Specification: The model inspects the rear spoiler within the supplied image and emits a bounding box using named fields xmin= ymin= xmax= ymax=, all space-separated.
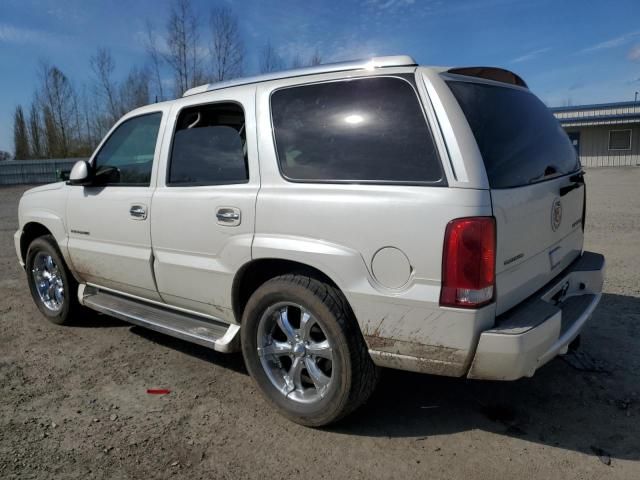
xmin=447 ymin=67 xmax=528 ymax=89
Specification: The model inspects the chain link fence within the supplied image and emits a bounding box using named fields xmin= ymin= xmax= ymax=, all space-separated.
xmin=0 ymin=159 xmax=86 ymax=185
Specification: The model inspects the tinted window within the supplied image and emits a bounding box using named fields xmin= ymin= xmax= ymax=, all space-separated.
xmin=447 ymin=81 xmax=579 ymax=189
xmin=271 ymin=77 xmax=443 ymax=183
xmin=94 ymin=112 xmax=162 ymax=186
xmin=168 ymin=103 xmax=248 ymax=186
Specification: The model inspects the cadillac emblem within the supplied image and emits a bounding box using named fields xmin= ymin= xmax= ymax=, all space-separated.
xmin=551 ymin=198 xmax=562 ymax=232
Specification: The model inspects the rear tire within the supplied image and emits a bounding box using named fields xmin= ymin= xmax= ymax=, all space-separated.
xmin=25 ymin=235 xmax=81 ymax=325
xmin=241 ymin=274 xmax=378 ymax=426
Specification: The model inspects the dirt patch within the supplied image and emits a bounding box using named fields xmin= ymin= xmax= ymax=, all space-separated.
xmin=1 ymin=169 xmax=640 ymax=479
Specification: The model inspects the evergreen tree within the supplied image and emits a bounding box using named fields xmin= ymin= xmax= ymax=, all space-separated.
xmin=13 ymin=105 xmax=30 ymax=160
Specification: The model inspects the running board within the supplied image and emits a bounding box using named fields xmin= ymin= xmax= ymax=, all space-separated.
xmin=80 ymin=286 xmax=240 ymax=353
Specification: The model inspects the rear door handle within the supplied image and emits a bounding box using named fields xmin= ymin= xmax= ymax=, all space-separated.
xmin=216 ymin=207 xmax=241 ymax=226
xmin=129 ymin=205 xmax=147 ymax=220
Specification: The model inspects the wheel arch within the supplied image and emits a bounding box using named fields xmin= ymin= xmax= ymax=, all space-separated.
xmin=20 ymin=222 xmax=54 ymax=264
xmin=232 ymin=258 xmax=354 ymax=323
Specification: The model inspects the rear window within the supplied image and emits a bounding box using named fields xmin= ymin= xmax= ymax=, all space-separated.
xmin=447 ymin=81 xmax=579 ymax=189
xmin=270 ymin=76 xmax=443 ymax=184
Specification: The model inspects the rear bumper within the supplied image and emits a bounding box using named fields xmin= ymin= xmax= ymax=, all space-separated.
xmin=467 ymin=251 xmax=605 ymax=380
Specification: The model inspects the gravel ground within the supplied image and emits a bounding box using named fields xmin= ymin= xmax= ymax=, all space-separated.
xmin=0 ymin=167 xmax=639 ymax=479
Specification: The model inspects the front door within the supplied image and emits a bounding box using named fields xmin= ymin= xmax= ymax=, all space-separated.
xmin=66 ymin=110 xmax=167 ymax=301
xmin=150 ymin=90 xmax=259 ymax=320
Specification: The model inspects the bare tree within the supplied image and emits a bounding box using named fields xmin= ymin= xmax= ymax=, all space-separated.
xmin=309 ymin=48 xmax=322 ymax=66
xmin=144 ymin=21 xmax=165 ymax=101
xmin=13 ymin=105 xmax=30 ymax=159
xmin=90 ymin=48 xmax=120 ymax=124
xmin=164 ymin=0 xmax=203 ymax=96
xmin=260 ymin=41 xmax=284 ymax=73
xmin=76 ymin=86 xmax=97 ymax=151
xmin=120 ymin=66 xmax=151 ymax=112
xmin=28 ymin=99 xmax=44 ymax=158
xmin=208 ymin=6 xmax=244 ymax=82
xmin=290 ymin=54 xmax=304 ymax=69
xmin=42 ymin=105 xmax=59 ymax=158
xmin=290 ymin=49 xmax=322 ymax=69
xmin=38 ymin=63 xmax=78 ymax=157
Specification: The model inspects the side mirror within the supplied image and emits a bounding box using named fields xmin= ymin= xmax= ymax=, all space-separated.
xmin=67 ymin=160 xmax=92 ymax=186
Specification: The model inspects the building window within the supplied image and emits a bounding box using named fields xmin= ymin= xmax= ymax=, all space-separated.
xmin=608 ymin=129 xmax=632 ymax=151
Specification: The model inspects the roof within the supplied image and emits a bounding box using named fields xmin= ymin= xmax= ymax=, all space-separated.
xmin=182 ymin=55 xmax=417 ymax=97
xmin=182 ymin=57 xmax=531 ymax=97
xmin=551 ymin=100 xmax=640 ymax=127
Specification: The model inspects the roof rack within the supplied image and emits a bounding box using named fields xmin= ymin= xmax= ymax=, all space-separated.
xmin=182 ymin=55 xmax=417 ymax=97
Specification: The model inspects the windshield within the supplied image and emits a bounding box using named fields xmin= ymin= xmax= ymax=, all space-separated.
xmin=447 ymin=80 xmax=580 ymax=188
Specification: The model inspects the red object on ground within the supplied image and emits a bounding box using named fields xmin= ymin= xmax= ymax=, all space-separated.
xmin=146 ymin=388 xmax=171 ymax=395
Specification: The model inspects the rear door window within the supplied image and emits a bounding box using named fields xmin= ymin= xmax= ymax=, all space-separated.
xmin=168 ymin=103 xmax=248 ymax=186
xmin=447 ymin=80 xmax=579 ymax=189
xmin=270 ymin=76 xmax=443 ymax=184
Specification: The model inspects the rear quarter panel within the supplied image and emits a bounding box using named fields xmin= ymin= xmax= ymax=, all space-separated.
xmin=253 ymin=70 xmax=495 ymax=375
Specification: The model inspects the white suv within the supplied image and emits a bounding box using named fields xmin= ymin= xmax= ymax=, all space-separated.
xmin=15 ymin=56 xmax=605 ymax=426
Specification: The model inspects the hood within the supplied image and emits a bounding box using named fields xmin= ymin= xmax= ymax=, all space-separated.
xmin=22 ymin=182 xmax=66 ymax=197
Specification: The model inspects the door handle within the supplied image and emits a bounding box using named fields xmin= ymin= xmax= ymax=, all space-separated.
xmin=216 ymin=207 xmax=241 ymax=226
xmin=129 ymin=205 xmax=147 ymax=220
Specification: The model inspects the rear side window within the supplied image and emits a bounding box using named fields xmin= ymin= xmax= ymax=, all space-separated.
xmin=447 ymin=81 xmax=579 ymax=189
xmin=168 ymin=103 xmax=248 ymax=186
xmin=270 ymin=76 xmax=443 ymax=184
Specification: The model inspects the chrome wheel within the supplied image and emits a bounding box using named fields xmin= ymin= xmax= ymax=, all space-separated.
xmin=257 ymin=302 xmax=334 ymax=404
xmin=31 ymin=252 xmax=64 ymax=312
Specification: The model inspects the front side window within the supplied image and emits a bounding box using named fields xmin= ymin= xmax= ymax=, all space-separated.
xmin=94 ymin=112 xmax=162 ymax=186
xmin=609 ymin=130 xmax=631 ymax=150
xmin=168 ymin=103 xmax=248 ymax=186
xmin=270 ymin=76 xmax=443 ymax=184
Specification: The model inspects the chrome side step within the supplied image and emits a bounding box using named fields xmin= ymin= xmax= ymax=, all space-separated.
xmin=79 ymin=286 xmax=240 ymax=353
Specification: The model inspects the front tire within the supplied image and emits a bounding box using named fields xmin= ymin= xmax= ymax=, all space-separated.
xmin=25 ymin=235 xmax=81 ymax=325
xmin=241 ymin=274 xmax=378 ymax=426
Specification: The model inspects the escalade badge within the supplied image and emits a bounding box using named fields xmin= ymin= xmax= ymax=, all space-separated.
xmin=551 ymin=198 xmax=562 ymax=232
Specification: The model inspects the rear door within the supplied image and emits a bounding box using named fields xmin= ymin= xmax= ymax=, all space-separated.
xmin=447 ymin=79 xmax=585 ymax=314
xmin=150 ymin=89 xmax=258 ymax=321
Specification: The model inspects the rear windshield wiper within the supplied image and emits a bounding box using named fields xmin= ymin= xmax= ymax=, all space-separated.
xmin=560 ymin=170 xmax=585 ymax=196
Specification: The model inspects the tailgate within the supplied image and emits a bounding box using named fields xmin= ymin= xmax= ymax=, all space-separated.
xmin=492 ymin=178 xmax=584 ymax=314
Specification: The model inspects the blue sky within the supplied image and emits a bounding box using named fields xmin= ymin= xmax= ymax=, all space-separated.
xmin=1 ymin=0 xmax=639 ymax=154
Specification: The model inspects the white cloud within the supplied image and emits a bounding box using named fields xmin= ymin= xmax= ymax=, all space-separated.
xmin=580 ymin=31 xmax=640 ymax=54
xmin=511 ymin=47 xmax=550 ymax=64
xmin=628 ymin=44 xmax=640 ymax=62
xmin=362 ymin=0 xmax=428 ymax=16
xmin=0 ymin=24 xmax=45 ymax=44
xmin=364 ymin=0 xmax=416 ymax=10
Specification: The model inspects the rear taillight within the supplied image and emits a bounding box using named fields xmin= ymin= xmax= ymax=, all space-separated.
xmin=440 ymin=217 xmax=496 ymax=308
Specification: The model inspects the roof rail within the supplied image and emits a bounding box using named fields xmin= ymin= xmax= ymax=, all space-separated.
xmin=182 ymin=55 xmax=417 ymax=97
